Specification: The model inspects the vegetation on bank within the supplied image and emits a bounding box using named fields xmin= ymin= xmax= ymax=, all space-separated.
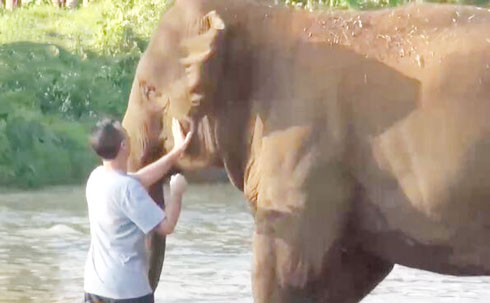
xmin=0 ymin=0 xmax=170 ymax=187
xmin=0 ymin=0 xmax=488 ymax=187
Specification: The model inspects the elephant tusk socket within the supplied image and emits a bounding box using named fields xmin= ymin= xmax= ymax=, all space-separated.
xmin=171 ymin=117 xmax=195 ymax=146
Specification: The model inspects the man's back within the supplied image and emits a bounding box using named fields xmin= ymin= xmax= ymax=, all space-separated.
xmin=84 ymin=166 xmax=164 ymax=299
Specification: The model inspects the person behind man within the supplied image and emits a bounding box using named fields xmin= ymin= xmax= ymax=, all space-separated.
xmin=83 ymin=118 xmax=193 ymax=303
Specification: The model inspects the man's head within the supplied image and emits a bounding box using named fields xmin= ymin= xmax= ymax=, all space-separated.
xmin=89 ymin=118 xmax=129 ymax=161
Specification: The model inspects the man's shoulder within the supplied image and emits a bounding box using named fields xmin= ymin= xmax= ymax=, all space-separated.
xmin=87 ymin=167 xmax=138 ymax=193
xmin=123 ymin=174 xmax=146 ymax=194
xmin=113 ymin=173 xmax=141 ymax=196
xmin=87 ymin=165 xmax=103 ymax=179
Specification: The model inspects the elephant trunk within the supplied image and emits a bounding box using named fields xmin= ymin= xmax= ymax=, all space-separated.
xmin=147 ymin=181 xmax=166 ymax=292
xmin=122 ymin=78 xmax=167 ymax=291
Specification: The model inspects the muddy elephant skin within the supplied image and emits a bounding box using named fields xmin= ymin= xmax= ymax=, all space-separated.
xmin=122 ymin=0 xmax=490 ymax=302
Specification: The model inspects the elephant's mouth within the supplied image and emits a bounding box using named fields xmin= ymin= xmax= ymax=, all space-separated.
xmin=166 ymin=115 xmax=197 ymax=158
xmin=165 ymin=114 xmax=221 ymax=171
xmin=174 ymin=117 xmax=193 ymax=140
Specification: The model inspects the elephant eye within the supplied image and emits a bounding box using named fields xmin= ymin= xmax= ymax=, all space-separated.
xmin=139 ymin=81 xmax=157 ymax=102
xmin=147 ymin=88 xmax=156 ymax=100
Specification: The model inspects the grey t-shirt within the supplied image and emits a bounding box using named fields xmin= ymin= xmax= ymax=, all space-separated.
xmin=84 ymin=166 xmax=165 ymax=299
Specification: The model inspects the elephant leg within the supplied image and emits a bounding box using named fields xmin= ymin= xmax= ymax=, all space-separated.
xmin=247 ymin=125 xmax=393 ymax=302
xmin=322 ymin=243 xmax=393 ymax=302
xmin=250 ymin=162 xmax=391 ymax=302
xmin=253 ymin=226 xmax=393 ymax=303
xmin=251 ymin=168 xmax=353 ymax=303
xmin=147 ymin=178 xmax=166 ymax=291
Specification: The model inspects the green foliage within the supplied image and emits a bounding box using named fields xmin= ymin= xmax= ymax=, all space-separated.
xmin=91 ymin=0 xmax=173 ymax=55
xmin=0 ymin=0 xmax=171 ymax=188
xmin=0 ymin=115 xmax=96 ymax=187
xmin=0 ymin=0 xmax=171 ymax=55
xmin=0 ymin=41 xmax=142 ymax=187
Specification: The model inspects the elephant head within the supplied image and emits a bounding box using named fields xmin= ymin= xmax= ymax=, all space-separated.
xmin=121 ymin=0 xmax=229 ymax=291
xmin=122 ymin=0 xmax=226 ymax=174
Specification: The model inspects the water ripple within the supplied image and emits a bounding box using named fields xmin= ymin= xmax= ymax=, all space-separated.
xmin=1 ymin=184 xmax=490 ymax=303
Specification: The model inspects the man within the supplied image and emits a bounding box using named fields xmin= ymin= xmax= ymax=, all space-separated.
xmin=84 ymin=118 xmax=193 ymax=303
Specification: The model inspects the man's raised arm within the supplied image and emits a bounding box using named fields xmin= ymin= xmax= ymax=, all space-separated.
xmin=131 ymin=119 xmax=194 ymax=189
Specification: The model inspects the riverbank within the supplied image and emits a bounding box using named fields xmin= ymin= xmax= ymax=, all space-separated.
xmin=0 ymin=0 xmax=168 ymax=187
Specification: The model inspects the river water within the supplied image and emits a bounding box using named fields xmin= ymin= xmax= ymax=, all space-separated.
xmin=1 ymin=184 xmax=489 ymax=303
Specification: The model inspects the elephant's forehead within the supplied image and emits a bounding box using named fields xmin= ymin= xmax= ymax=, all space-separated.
xmin=137 ymin=54 xmax=183 ymax=89
xmin=139 ymin=29 xmax=184 ymax=80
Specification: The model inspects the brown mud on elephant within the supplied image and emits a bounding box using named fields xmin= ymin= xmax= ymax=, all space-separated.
xmin=122 ymin=0 xmax=490 ymax=302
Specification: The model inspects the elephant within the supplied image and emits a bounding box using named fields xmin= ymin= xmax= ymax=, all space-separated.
xmin=121 ymin=0 xmax=490 ymax=302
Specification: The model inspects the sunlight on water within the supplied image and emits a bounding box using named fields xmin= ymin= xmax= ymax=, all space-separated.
xmin=1 ymin=184 xmax=490 ymax=303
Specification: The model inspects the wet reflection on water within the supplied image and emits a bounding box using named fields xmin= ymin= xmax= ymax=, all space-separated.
xmin=0 ymin=184 xmax=489 ymax=303
xmin=0 ymin=187 xmax=89 ymax=303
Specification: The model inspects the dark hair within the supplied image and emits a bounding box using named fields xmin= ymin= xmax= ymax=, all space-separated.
xmin=89 ymin=118 xmax=125 ymax=160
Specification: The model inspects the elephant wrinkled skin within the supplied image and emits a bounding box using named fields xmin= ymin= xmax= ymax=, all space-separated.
xmin=122 ymin=0 xmax=490 ymax=302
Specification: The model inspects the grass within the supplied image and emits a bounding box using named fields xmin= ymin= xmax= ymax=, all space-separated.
xmin=0 ymin=0 xmax=171 ymax=54
xmin=0 ymin=0 xmax=170 ymax=187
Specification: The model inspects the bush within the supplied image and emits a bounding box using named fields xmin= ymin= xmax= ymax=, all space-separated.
xmin=0 ymin=115 xmax=96 ymax=187
xmin=0 ymin=0 xmax=171 ymax=188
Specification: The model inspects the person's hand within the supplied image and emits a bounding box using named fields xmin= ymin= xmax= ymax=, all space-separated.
xmin=172 ymin=118 xmax=194 ymax=155
xmin=169 ymin=174 xmax=188 ymax=196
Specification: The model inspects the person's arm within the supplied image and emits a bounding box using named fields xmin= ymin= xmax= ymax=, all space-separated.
xmin=154 ymin=174 xmax=187 ymax=235
xmin=131 ymin=119 xmax=194 ymax=189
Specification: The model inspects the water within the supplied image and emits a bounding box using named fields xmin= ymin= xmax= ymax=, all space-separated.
xmin=1 ymin=184 xmax=490 ymax=303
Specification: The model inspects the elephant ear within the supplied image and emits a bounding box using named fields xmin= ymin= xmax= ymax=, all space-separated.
xmin=169 ymin=10 xmax=225 ymax=119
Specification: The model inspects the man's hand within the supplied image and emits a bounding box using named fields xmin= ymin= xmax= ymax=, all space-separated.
xmin=154 ymin=174 xmax=188 ymax=236
xmin=170 ymin=174 xmax=187 ymax=196
xmin=171 ymin=118 xmax=194 ymax=156
xmin=132 ymin=119 xmax=194 ymax=189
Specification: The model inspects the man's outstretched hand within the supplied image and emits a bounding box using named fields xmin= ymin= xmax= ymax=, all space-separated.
xmin=172 ymin=118 xmax=194 ymax=156
xmin=132 ymin=119 xmax=194 ymax=190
